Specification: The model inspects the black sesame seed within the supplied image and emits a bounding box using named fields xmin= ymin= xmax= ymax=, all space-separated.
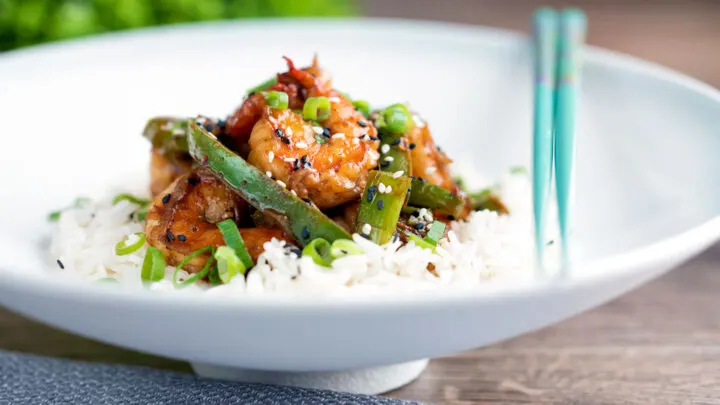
xmin=448 ymin=215 xmax=456 ymax=221
xmin=167 ymin=231 xmax=175 ymax=242
xmin=409 ymin=143 xmax=416 ymax=150
xmin=248 ymin=91 xmax=256 ymax=97
xmin=323 ymin=127 xmax=331 ymax=138
xmin=411 ymin=210 xmax=420 ymax=217
xmin=414 ymin=222 xmax=425 ymax=230
xmin=300 ymin=155 xmax=308 ymax=163
xmin=291 ymin=275 xmax=298 ymax=280
xmin=546 ymin=240 xmax=555 ymax=246
xmin=391 ymin=138 xmax=401 ymax=146
xmin=293 ymin=159 xmax=300 ymax=171
xmin=301 ymin=227 xmax=310 ymax=240
xmin=290 ymin=247 xmax=303 ymax=257
xmin=436 ymin=145 xmax=443 ymax=152
xmin=281 ymin=136 xmax=290 ymax=144
xmin=367 ymin=185 xmax=378 ymax=203
xmin=56 ymin=259 xmax=64 ymax=269
xmin=380 ymin=161 xmax=391 ymax=168
xmin=377 ymin=199 xmax=384 ymax=210
xmin=161 ymin=193 xmax=171 ymax=204
xmin=303 ymin=198 xmax=312 ymax=205
xmin=417 ymin=177 xmax=427 ymax=183
xmin=359 ymin=134 xmax=367 ymax=140
xmin=177 ymin=234 xmax=187 ymax=242
xmin=129 ymin=213 xmax=134 ymax=220
xmin=358 ymin=120 xmax=367 ymax=127
xmin=204 ymin=123 xmax=214 ymax=132
xmin=369 ymin=135 xmax=379 ymax=141
xmin=391 ymin=232 xmax=400 ymax=243
xmin=275 ymin=128 xmax=284 ymax=137
xmin=217 ymin=119 xmax=227 ymax=130
xmin=188 ymin=177 xmax=200 ymax=185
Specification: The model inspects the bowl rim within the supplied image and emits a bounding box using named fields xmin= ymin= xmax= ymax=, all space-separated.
xmin=1 ymin=17 xmax=719 ymax=308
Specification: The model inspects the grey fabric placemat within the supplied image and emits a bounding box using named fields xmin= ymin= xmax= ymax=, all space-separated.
xmin=0 ymin=350 xmax=423 ymax=405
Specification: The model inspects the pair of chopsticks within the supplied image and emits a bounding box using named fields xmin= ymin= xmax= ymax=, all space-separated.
xmin=532 ymin=8 xmax=587 ymax=276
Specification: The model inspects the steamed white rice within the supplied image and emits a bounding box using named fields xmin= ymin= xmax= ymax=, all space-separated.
xmin=48 ymin=171 xmax=556 ymax=297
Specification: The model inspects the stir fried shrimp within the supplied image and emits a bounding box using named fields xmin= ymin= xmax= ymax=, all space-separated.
xmin=407 ymin=118 xmax=457 ymax=192
xmin=145 ymin=168 xmax=290 ymax=273
xmin=149 ymin=149 xmax=192 ymax=197
xmin=245 ymin=58 xmax=380 ymax=209
xmin=225 ymin=56 xmax=332 ymax=140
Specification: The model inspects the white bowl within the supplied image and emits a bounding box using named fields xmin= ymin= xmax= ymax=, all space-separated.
xmin=1 ymin=19 xmax=719 ymax=395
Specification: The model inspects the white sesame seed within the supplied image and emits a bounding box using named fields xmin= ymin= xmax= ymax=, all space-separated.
xmin=284 ymin=157 xmax=295 ymax=163
xmin=266 ymin=171 xmax=273 ymax=178
xmin=296 ymin=142 xmax=308 ymax=149
xmin=378 ymin=183 xmax=386 ymax=193
xmin=425 ymin=166 xmax=437 ymax=174
xmin=352 ymin=138 xmax=359 ymax=145
xmin=172 ymin=128 xmax=185 ymax=135
xmin=362 ymin=223 xmax=372 ymax=235
xmin=331 ymin=133 xmax=345 ymax=139
xmin=268 ymin=151 xmax=274 ymax=162
xmin=413 ymin=114 xmax=426 ymax=127
xmin=329 ymin=97 xmax=340 ymax=103
xmin=385 ymin=185 xmax=393 ymax=194
xmin=384 ymin=156 xmax=394 ymax=162
xmin=268 ymin=117 xmax=278 ymax=125
xmin=380 ymin=144 xmax=390 ymax=153
xmin=285 ymin=127 xmax=293 ymax=136
xmin=392 ymin=170 xmax=404 ymax=178
xmin=291 ymin=189 xmax=297 ymax=196
xmin=161 ymin=121 xmax=174 ymax=131
xmin=276 ymin=180 xmax=287 ymax=188
xmin=312 ymin=126 xmax=324 ymax=135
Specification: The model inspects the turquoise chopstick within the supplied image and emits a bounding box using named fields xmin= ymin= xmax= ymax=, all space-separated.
xmin=554 ymin=8 xmax=587 ymax=273
xmin=531 ymin=8 xmax=559 ymax=272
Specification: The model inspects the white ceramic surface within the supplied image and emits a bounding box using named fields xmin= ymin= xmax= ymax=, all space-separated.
xmin=1 ymin=19 xmax=719 ymax=394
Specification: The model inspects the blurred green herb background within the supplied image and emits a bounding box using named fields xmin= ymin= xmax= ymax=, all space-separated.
xmin=0 ymin=0 xmax=357 ymax=51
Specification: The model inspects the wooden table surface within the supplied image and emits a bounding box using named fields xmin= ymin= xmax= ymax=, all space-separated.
xmin=3 ymin=1 xmax=720 ymax=404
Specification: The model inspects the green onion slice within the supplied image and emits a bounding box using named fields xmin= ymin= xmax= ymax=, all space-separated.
xmin=112 ymin=194 xmax=150 ymax=206
xmin=173 ymin=246 xmax=215 ymax=288
xmin=135 ymin=206 xmax=150 ymax=222
xmin=115 ymin=232 xmax=147 ymax=256
xmin=262 ymin=91 xmax=289 ymax=110
xmin=303 ymin=238 xmax=333 ymax=267
xmin=352 ymin=100 xmax=371 ymax=118
xmin=248 ymin=77 xmax=277 ymax=94
xmin=217 ymin=219 xmax=254 ymax=270
xmin=330 ymin=239 xmax=363 ymax=259
xmin=303 ymin=97 xmax=331 ymax=121
xmin=207 ymin=267 xmax=223 ymax=286
xmin=423 ymin=221 xmax=446 ymax=246
xmin=407 ymin=233 xmax=436 ymax=252
xmin=315 ymin=134 xmax=327 ymax=144
xmin=215 ymin=246 xmax=245 ymax=284
xmin=142 ymin=246 xmax=166 ymax=283
xmin=380 ymin=103 xmax=413 ymax=134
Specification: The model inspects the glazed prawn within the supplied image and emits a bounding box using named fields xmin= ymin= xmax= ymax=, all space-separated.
xmin=145 ymin=167 xmax=291 ymax=273
xmin=407 ymin=117 xmax=458 ymax=193
xmin=243 ymin=58 xmax=380 ymax=209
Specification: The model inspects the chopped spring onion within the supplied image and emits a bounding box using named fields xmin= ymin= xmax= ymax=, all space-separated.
xmin=115 ymin=232 xmax=147 ymax=256
xmin=262 ymin=91 xmax=289 ymax=110
xmin=423 ymin=221 xmax=446 ymax=245
xmin=380 ymin=104 xmax=413 ymax=134
xmin=142 ymin=246 xmax=166 ymax=283
xmin=217 ymin=219 xmax=253 ymax=270
xmin=352 ymin=100 xmax=371 ymax=118
xmin=112 ymin=194 xmax=150 ymax=206
xmin=302 ymin=238 xmax=333 ymax=267
xmin=214 ymin=246 xmax=245 ymax=284
xmin=407 ymin=233 xmax=436 ymax=252
xmin=48 ymin=197 xmax=91 ymax=221
xmin=408 ymin=179 xmax=464 ymax=217
xmin=303 ymin=97 xmax=331 ymax=121
xmin=173 ymin=246 xmax=215 ymax=288
xmin=330 ymin=239 xmax=363 ymax=259
xmin=469 ymin=189 xmax=509 ymax=215
xmin=314 ymin=134 xmax=327 ymax=144
xmin=248 ymin=77 xmax=277 ymax=94
xmin=207 ymin=267 xmax=223 ymax=286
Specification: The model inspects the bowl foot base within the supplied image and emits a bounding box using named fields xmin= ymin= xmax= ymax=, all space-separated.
xmin=190 ymin=359 xmax=428 ymax=395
